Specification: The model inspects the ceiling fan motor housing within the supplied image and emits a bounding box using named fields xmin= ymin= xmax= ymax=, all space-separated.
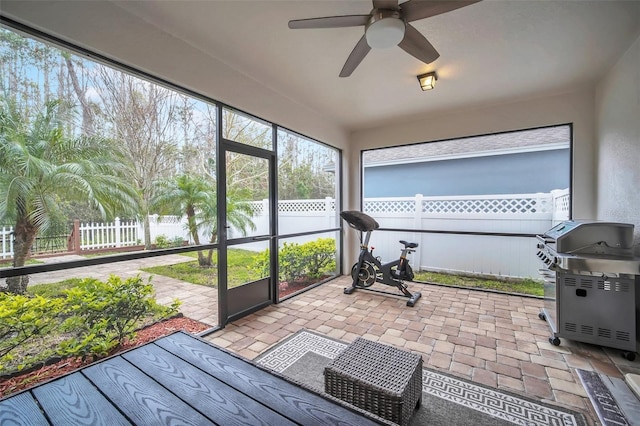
xmin=287 ymin=0 xmax=480 ymax=76
xmin=366 ymin=10 xmax=405 ymax=49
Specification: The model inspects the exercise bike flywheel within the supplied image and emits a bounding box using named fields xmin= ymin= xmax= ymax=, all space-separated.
xmin=351 ymin=261 xmax=377 ymax=287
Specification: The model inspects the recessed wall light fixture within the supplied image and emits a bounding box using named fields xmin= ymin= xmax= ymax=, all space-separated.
xmin=417 ymin=71 xmax=437 ymax=91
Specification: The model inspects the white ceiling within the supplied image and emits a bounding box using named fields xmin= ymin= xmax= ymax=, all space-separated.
xmin=4 ymin=1 xmax=640 ymax=132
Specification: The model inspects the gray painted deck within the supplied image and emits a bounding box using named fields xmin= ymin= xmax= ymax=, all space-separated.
xmin=0 ymin=331 xmax=385 ymax=426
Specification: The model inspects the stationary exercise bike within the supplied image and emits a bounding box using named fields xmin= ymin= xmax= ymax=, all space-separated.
xmin=341 ymin=211 xmax=422 ymax=307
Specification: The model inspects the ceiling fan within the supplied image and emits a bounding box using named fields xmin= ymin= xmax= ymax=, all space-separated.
xmin=288 ymin=0 xmax=480 ymax=77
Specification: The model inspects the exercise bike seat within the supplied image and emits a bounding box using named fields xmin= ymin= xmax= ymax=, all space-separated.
xmin=340 ymin=211 xmax=380 ymax=232
xmin=399 ymin=240 xmax=418 ymax=249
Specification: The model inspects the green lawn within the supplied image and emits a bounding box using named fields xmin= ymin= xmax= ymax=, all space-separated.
xmin=0 ymin=258 xmax=42 ymax=268
xmin=142 ymin=248 xmax=542 ymax=296
xmin=28 ymin=278 xmax=85 ymax=298
xmin=141 ymin=248 xmax=263 ymax=288
xmin=8 ymin=251 xmax=542 ymax=296
xmin=412 ymin=270 xmax=543 ymax=297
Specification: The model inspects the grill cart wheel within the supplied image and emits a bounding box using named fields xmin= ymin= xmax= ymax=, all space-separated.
xmin=549 ymin=336 xmax=561 ymax=346
xmin=538 ymin=312 xmax=546 ymax=321
xmin=622 ymin=351 xmax=636 ymax=361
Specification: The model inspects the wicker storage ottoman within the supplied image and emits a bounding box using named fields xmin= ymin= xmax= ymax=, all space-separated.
xmin=324 ymin=337 xmax=422 ymax=426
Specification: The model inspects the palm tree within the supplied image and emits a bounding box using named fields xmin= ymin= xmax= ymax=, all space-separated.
xmin=0 ymin=98 xmax=138 ymax=294
xmin=197 ymin=185 xmax=256 ymax=267
xmin=152 ymin=174 xmax=255 ymax=267
xmin=152 ymin=174 xmax=212 ymax=266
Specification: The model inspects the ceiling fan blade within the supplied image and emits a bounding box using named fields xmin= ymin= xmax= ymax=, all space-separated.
xmin=401 ymin=0 xmax=481 ymax=22
xmin=372 ymin=0 xmax=399 ymax=10
xmin=340 ymin=36 xmax=372 ymax=77
xmin=288 ymin=15 xmax=369 ymax=29
xmin=398 ymin=24 xmax=440 ymax=64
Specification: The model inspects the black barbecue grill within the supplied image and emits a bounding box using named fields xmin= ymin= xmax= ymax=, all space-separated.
xmin=536 ymin=220 xmax=640 ymax=360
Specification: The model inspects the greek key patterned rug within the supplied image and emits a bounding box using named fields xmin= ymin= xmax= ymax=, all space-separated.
xmin=255 ymin=329 xmax=586 ymax=426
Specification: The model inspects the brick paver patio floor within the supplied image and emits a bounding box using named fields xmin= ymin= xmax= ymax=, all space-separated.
xmin=205 ymin=276 xmax=640 ymax=425
xmin=24 ymin=257 xmax=639 ymax=424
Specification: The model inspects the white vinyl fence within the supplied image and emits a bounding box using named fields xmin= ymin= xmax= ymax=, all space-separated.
xmin=1 ymin=226 xmax=13 ymax=259
xmin=1 ymin=190 xmax=569 ymax=279
xmin=78 ymin=218 xmax=141 ymax=250
xmin=73 ymin=215 xmax=192 ymax=252
xmin=364 ymin=190 xmax=569 ymax=279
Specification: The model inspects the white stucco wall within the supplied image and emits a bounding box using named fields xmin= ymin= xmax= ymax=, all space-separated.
xmin=595 ymin=33 xmax=640 ymax=254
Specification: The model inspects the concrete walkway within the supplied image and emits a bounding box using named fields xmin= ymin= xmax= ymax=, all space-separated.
xmin=28 ymin=254 xmax=219 ymax=326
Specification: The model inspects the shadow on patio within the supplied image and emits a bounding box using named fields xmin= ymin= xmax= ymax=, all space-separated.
xmin=205 ymin=276 xmax=640 ymax=425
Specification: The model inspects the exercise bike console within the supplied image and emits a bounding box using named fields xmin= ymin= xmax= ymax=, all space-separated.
xmin=341 ymin=211 xmax=422 ymax=307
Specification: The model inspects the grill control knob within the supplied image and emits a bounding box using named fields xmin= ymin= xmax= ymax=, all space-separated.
xmin=536 ymin=243 xmax=545 ymax=249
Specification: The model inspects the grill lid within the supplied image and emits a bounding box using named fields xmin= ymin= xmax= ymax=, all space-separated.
xmin=538 ymin=220 xmax=640 ymax=275
xmin=542 ymin=220 xmax=633 ymax=254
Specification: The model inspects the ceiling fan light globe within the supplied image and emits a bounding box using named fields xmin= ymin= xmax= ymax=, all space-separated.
xmin=366 ymin=17 xmax=405 ymax=49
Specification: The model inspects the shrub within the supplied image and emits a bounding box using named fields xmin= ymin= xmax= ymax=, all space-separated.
xmin=0 ymin=294 xmax=66 ymax=372
xmin=154 ymin=234 xmax=171 ymax=248
xmin=59 ymin=275 xmax=180 ymax=359
xmin=154 ymin=234 xmax=186 ymax=249
xmin=300 ymin=238 xmax=336 ymax=279
xmin=171 ymin=236 xmax=186 ymax=247
xmin=253 ymin=249 xmax=270 ymax=278
xmin=0 ymin=275 xmax=180 ymax=374
xmin=254 ymin=238 xmax=336 ymax=283
xmin=279 ymin=242 xmax=306 ymax=283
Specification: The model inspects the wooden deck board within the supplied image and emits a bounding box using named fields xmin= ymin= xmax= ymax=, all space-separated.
xmin=31 ymin=372 xmax=131 ymax=426
xmin=156 ymin=332 xmax=382 ymax=426
xmin=82 ymin=356 xmax=216 ymax=426
xmin=122 ymin=343 xmax=295 ymax=426
xmin=0 ymin=331 xmax=384 ymax=426
xmin=0 ymin=391 xmax=49 ymax=425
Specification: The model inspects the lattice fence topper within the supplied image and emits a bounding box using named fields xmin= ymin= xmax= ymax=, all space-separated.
xmin=280 ymin=200 xmax=324 ymax=212
xmin=554 ymin=193 xmax=570 ymax=214
xmin=422 ymin=196 xmax=553 ymax=215
xmin=364 ymin=200 xmax=415 ymax=214
xmin=248 ymin=202 xmax=264 ymax=215
xmin=247 ymin=198 xmax=336 ymax=214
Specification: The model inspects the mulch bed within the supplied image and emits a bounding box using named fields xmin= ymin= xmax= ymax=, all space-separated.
xmin=1 ymin=278 xmax=328 ymax=398
xmin=0 ymin=316 xmax=210 ymax=398
xmin=279 ymin=276 xmax=328 ymax=298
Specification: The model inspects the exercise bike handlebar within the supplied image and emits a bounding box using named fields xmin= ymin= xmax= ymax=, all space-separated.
xmin=340 ymin=211 xmax=380 ymax=232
